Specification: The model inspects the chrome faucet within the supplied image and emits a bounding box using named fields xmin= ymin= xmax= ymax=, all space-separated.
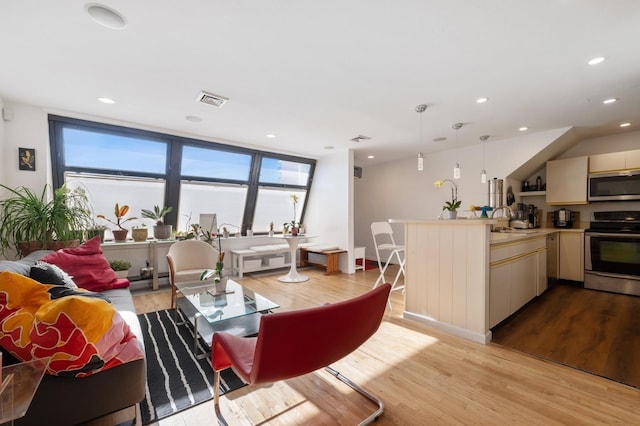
xmin=490 ymin=206 xmax=512 ymax=219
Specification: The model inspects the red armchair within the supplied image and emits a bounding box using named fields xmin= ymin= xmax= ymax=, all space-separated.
xmin=211 ymin=283 xmax=392 ymax=425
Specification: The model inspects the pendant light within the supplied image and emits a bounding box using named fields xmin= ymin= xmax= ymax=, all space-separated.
xmin=480 ymin=135 xmax=489 ymax=183
xmin=452 ymin=122 xmax=463 ymax=179
xmin=416 ymin=104 xmax=427 ymax=171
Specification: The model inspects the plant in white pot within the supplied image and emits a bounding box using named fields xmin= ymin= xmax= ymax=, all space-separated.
xmin=109 ymin=259 xmax=131 ymax=279
xmin=97 ymin=203 xmax=137 ymax=242
xmin=434 ymin=179 xmax=461 ymax=219
xmin=141 ymin=205 xmax=173 ymax=240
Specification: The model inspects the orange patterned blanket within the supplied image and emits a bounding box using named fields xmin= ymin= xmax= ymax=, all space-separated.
xmin=0 ymin=271 xmax=143 ymax=377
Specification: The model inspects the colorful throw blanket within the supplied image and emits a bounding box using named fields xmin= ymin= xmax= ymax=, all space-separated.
xmin=0 ymin=271 xmax=143 ymax=377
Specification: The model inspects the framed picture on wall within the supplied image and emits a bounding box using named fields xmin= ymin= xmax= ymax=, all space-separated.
xmin=19 ymin=147 xmax=36 ymax=171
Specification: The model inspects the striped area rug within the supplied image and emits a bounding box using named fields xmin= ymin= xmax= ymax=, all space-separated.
xmin=138 ymin=309 xmax=246 ymax=424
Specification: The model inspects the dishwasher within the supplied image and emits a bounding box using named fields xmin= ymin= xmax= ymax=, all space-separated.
xmin=547 ymin=232 xmax=559 ymax=285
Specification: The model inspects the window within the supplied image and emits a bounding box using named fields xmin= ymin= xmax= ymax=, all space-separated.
xmin=177 ymin=182 xmax=248 ymax=234
xmin=49 ymin=115 xmax=315 ymax=237
xmin=62 ymin=127 xmax=167 ymax=174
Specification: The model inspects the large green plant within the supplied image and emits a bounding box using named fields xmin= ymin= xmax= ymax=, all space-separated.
xmin=0 ymin=184 xmax=93 ymax=257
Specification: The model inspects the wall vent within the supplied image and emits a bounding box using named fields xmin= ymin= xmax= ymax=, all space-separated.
xmin=196 ymin=91 xmax=228 ymax=108
xmin=350 ymin=135 xmax=371 ymax=143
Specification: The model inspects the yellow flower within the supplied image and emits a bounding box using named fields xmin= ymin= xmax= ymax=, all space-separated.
xmin=434 ymin=180 xmax=445 ymax=188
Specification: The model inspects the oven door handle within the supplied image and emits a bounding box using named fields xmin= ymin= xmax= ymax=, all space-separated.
xmin=585 ymin=232 xmax=634 ymax=237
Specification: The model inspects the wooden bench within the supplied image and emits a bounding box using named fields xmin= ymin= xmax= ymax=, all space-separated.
xmin=299 ymin=247 xmax=347 ymax=275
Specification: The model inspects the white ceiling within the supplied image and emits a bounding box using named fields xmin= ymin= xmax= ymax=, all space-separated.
xmin=2 ymin=1 xmax=640 ymax=166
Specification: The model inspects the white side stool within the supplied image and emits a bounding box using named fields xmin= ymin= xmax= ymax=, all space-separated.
xmin=354 ymin=246 xmax=366 ymax=271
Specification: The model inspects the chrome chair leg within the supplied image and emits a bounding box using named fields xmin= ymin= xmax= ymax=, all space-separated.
xmin=214 ymin=366 xmax=384 ymax=425
xmin=325 ymin=366 xmax=384 ymax=425
xmin=214 ymin=370 xmax=229 ymax=426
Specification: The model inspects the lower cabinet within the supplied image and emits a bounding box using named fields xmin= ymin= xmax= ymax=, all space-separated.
xmin=490 ymin=262 xmax=511 ymax=328
xmin=489 ymin=236 xmax=547 ymax=328
xmin=559 ymin=231 xmax=584 ymax=281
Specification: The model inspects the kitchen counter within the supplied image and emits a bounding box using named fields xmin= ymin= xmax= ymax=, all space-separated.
xmin=389 ymin=219 xmax=585 ymax=344
xmin=390 ymin=218 xmax=494 ymax=344
xmin=490 ymin=227 xmax=583 ymax=244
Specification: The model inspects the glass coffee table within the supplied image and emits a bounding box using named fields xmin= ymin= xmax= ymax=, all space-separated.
xmin=175 ymin=278 xmax=279 ymax=359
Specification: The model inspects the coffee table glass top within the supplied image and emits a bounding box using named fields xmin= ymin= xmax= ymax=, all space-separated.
xmin=174 ymin=278 xmax=279 ymax=324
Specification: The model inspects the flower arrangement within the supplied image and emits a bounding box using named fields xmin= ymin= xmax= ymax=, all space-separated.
xmin=97 ymin=203 xmax=137 ymax=230
xmin=283 ymin=194 xmax=299 ymax=233
xmin=200 ymin=231 xmax=225 ymax=283
xmin=434 ymin=179 xmax=461 ymax=211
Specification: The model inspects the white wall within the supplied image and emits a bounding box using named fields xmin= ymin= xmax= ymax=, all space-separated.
xmin=0 ymin=97 xmax=5 ymax=184
xmin=304 ymin=149 xmax=354 ymax=272
xmin=560 ymin=130 xmax=640 ymax=159
xmin=1 ymin=102 xmax=50 ymax=190
xmin=355 ymin=128 xmax=571 ymax=260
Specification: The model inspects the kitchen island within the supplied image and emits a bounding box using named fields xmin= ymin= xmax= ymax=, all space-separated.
xmin=390 ymin=218 xmax=556 ymax=344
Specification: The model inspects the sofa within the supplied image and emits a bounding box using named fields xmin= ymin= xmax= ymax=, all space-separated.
xmin=0 ymin=248 xmax=146 ymax=425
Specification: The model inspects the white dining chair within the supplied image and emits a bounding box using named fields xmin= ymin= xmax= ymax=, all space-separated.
xmin=370 ymin=222 xmax=405 ymax=294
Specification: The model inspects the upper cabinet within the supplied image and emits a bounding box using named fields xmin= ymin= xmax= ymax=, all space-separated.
xmin=546 ymin=156 xmax=589 ymax=205
xmin=589 ymin=149 xmax=640 ymax=173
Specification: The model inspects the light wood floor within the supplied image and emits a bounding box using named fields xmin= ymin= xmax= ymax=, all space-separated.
xmin=133 ymin=266 xmax=640 ymax=425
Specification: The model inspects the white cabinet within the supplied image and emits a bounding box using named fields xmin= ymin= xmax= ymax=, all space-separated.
xmin=489 ymin=262 xmax=511 ymax=328
xmin=628 ymin=150 xmax=640 ymax=169
xmin=559 ymin=231 xmax=584 ymax=282
xmin=546 ymin=156 xmax=589 ymax=205
xmin=589 ymin=152 xmax=626 ymax=173
xmin=489 ymin=236 xmax=546 ymax=328
xmin=537 ymin=247 xmax=548 ymax=295
xmin=589 ymin=149 xmax=640 ymax=173
xmin=510 ymin=252 xmax=538 ymax=312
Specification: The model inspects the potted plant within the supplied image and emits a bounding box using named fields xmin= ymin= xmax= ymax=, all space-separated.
xmin=109 ymin=259 xmax=131 ymax=279
xmin=97 ymin=203 xmax=137 ymax=242
xmin=141 ymin=205 xmax=173 ymax=240
xmin=0 ymin=183 xmax=93 ymax=257
xmin=434 ymin=179 xmax=461 ymax=219
xmin=86 ymin=224 xmax=108 ymax=242
xmin=131 ymin=224 xmax=148 ymax=242
xmin=283 ymin=194 xmax=300 ymax=235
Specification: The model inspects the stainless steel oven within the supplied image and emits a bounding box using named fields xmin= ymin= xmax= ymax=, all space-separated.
xmin=584 ymin=211 xmax=640 ymax=296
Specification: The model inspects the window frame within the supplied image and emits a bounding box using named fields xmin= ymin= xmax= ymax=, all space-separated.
xmin=48 ymin=115 xmax=316 ymax=234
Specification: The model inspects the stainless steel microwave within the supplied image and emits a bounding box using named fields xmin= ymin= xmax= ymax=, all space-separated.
xmin=588 ymin=170 xmax=640 ymax=201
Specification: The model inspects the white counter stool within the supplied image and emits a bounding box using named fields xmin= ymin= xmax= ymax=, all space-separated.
xmin=370 ymin=222 xmax=405 ymax=295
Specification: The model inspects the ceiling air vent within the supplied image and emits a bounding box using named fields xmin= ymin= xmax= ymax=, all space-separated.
xmin=196 ymin=91 xmax=228 ymax=108
xmin=350 ymin=135 xmax=371 ymax=143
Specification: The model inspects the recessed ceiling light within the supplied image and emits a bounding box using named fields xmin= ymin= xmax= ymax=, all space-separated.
xmin=367 ymin=155 xmax=375 ymax=159
xmin=266 ymin=134 xmax=276 ymax=138
xmin=97 ymin=97 xmax=115 ymax=104
xmin=519 ymin=127 xmax=528 ymax=131
xmin=433 ymin=137 xmax=447 ymax=142
xmin=603 ymin=98 xmax=618 ymax=104
xmin=476 ymin=97 xmax=489 ymax=104
xmin=620 ymin=122 xmax=631 ymax=127
xmin=86 ymin=4 xmax=127 ymax=29
xmin=185 ymin=115 xmax=202 ymax=122
xmin=588 ymin=56 xmax=605 ymax=65
xmin=324 ymin=146 xmax=334 ymax=150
